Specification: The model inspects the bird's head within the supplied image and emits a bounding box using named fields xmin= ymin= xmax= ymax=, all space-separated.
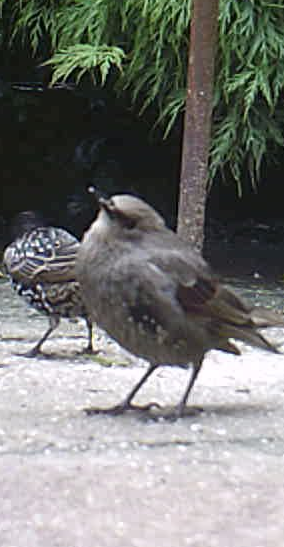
xmin=93 ymin=194 xmax=166 ymax=240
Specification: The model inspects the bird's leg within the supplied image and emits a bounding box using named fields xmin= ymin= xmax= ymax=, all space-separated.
xmin=174 ymin=360 xmax=203 ymax=418
xmin=22 ymin=315 xmax=60 ymax=358
xmin=84 ymin=317 xmax=98 ymax=354
xmin=85 ymin=363 xmax=160 ymax=415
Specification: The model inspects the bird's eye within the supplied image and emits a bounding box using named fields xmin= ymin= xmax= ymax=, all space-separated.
xmin=107 ymin=206 xmax=137 ymax=229
xmin=115 ymin=210 xmax=136 ymax=230
xmin=121 ymin=215 xmax=136 ymax=230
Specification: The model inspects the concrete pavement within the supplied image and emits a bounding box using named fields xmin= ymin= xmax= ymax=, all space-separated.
xmin=1 ymin=279 xmax=284 ymax=546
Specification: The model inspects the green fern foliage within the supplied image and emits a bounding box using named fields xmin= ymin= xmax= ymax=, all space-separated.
xmin=44 ymin=45 xmax=125 ymax=85
xmin=214 ymin=0 xmax=284 ymax=194
xmin=1 ymin=0 xmax=284 ymax=193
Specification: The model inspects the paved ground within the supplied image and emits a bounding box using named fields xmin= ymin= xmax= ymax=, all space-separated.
xmin=1 ymin=279 xmax=284 ymax=547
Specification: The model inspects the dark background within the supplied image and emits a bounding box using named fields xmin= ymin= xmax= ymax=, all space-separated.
xmin=1 ymin=48 xmax=284 ymax=279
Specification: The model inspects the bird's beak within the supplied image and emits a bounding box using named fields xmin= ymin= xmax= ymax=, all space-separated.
xmin=98 ymin=198 xmax=117 ymax=219
xmin=88 ymin=186 xmax=108 ymax=199
xmin=98 ymin=197 xmax=109 ymax=210
xmin=88 ymin=187 xmax=111 ymax=218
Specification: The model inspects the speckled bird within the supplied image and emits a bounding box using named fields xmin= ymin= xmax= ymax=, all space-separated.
xmin=3 ymin=215 xmax=94 ymax=357
xmin=77 ymin=194 xmax=284 ymax=417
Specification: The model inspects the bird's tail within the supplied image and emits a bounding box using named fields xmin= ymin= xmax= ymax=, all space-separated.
xmin=209 ymin=286 xmax=284 ymax=355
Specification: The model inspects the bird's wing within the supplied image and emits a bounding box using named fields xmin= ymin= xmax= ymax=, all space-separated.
xmin=116 ymin=245 xmax=215 ymax=337
xmin=155 ymin=251 xmax=255 ymax=324
xmin=151 ymin=244 xmax=284 ymax=333
xmin=139 ymin=250 xmax=282 ymax=354
xmin=3 ymin=227 xmax=80 ymax=283
xmin=146 ymin=244 xmax=263 ymax=326
xmin=148 ymin=244 xmax=221 ymax=313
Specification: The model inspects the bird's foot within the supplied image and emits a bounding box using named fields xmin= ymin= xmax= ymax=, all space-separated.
xmin=172 ymin=404 xmax=204 ymax=420
xmin=84 ymin=400 xmax=161 ymax=416
xmin=15 ymin=347 xmax=42 ymax=358
xmin=84 ymin=346 xmax=100 ymax=356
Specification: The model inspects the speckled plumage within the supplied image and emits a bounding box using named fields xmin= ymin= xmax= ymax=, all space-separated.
xmin=77 ymin=194 xmax=284 ymax=416
xmin=4 ymin=226 xmax=94 ymax=356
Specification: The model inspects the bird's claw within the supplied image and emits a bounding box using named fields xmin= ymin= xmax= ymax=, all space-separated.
xmin=84 ymin=400 xmax=161 ymax=416
xmin=84 ymin=347 xmax=100 ymax=355
xmin=15 ymin=349 xmax=41 ymax=358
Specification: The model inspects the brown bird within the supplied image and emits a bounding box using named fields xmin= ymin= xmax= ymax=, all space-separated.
xmin=77 ymin=194 xmax=284 ymax=416
xmin=4 ymin=221 xmax=95 ymax=357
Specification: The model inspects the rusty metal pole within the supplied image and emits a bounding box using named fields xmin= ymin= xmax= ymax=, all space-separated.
xmin=177 ymin=0 xmax=219 ymax=250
